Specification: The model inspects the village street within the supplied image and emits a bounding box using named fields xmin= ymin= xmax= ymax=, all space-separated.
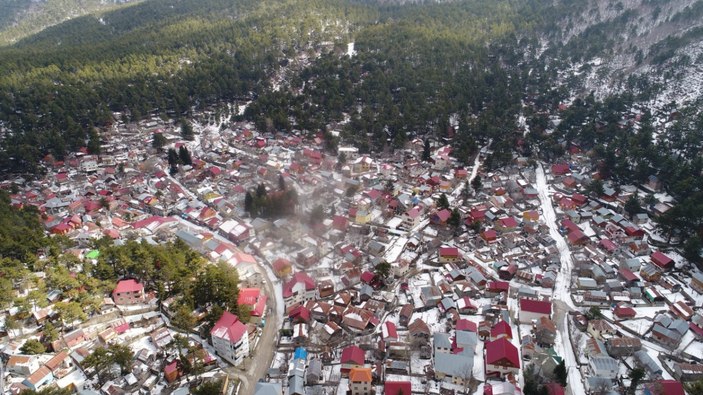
xmin=169 ymin=181 xmax=282 ymax=395
xmin=535 ymin=163 xmax=586 ymax=395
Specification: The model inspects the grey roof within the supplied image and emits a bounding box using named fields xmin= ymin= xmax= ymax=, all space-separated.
xmin=654 ymin=313 xmax=673 ymax=327
xmin=586 ymin=376 xmax=614 ymax=391
xmin=287 ymin=374 xmax=304 ymax=395
xmin=456 ymin=330 xmax=478 ymax=353
xmin=634 ymin=350 xmax=662 ymax=376
xmin=433 ymin=332 xmax=452 ymax=350
xmin=670 ymin=319 xmax=690 ymax=336
xmin=440 ymin=297 xmax=456 ymax=310
xmin=254 ymin=383 xmax=282 ymax=395
xmin=307 ymin=359 xmax=322 ymax=376
xmin=693 ymin=272 xmax=703 ymax=283
xmin=578 ymin=277 xmax=598 ymax=288
xmin=652 ymin=324 xmax=681 ymax=342
xmin=434 ymin=351 xmax=474 ymax=379
xmin=590 ymin=356 xmax=619 ymax=373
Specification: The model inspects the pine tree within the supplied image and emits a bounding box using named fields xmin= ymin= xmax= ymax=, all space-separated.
xmin=422 ymin=139 xmax=431 ymax=161
xmin=471 ymin=175 xmax=482 ymax=193
xmin=178 ymin=146 xmax=192 ymax=166
xmin=152 ymin=133 xmax=167 ymax=151
xmin=554 ymin=360 xmax=568 ymax=387
xmin=180 ymin=119 xmax=195 ymax=141
xmin=437 ymin=193 xmax=450 ymax=210
xmin=244 ymin=192 xmax=254 ymax=216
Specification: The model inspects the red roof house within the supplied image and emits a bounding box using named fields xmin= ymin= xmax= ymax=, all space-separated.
xmin=485 ymin=337 xmax=520 ymax=378
xmin=237 ymin=288 xmax=268 ymax=317
xmin=385 ymin=381 xmax=412 ymax=395
xmin=112 ymin=279 xmax=145 ymax=305
xmin=551 ymin=163 xmax=570 ymax=176
xmin=490 ymin=320 xmax=513 ymax=341
xmin=519 ymin=298 xmax=552 ymax=323
xmin=651 ymin=251 xmax=674 ymax=270
xmin=341 ymin=345 xmax=365 ymax=374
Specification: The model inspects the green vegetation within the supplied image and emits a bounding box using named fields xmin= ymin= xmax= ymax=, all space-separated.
xmin=83 ymin=343 xmax=134 ymax=385
xmin=19 ymin=338 xmax=46 ymax=355
xmin=0 ymin=0 xmax=141 ymax=45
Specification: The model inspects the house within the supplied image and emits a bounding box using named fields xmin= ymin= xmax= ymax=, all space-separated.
xmin=439 ymin=247 xmax=461 ymax=263
xmin=691 ymin=272 xmax=703 ymax=294
xmin=645 ymin=380 xmax=685 ymax=395
xmin=434 ymin=351 xmax=474 ymax=385
xmin=587 ymin=320 xmax=616 ymax=340
xmin=210 ymin=311 xmax=249 ymax=366
xmin=408 ymin=319 xmax=431 ymax=340
xmin=238 ymin=288 xmax=268 ymax=318
xmin=490 ymin=321 xmax=513 ymax=341
xmin=535 ymin=317 xmax=557 ymax=346
xmin=613 ymin=304 xmax=637 ymax=320
xmin=519 ymin=298 xmax=551 ymax=324
xmin=7 ymin=355 xmax=39 ymax=376
xmin=111 ymin=279 xmax=145 ymax=305
xmin=164 ymin=360 xmax=180 ymax=383
xmin=606 ymin=337 xmax=642 ymax=358
xmin=283 ymin=272 xmax=317 ymax=309
xmin=485 ymin=338 xmax=520 ymax=378
xmin=651 ymin=251 xmax=674 ymax=270
xmin=640 ymin=264 xmax=662 ymax=282
xmin=402 ymin=207 xmax=423 ymax=230
xmin=634 ymin=350 xmax=663 ymax=377
xmin=589 ymin=356 xmax=619 ymax=379
xmin=255 ymin=383 xmax=283 ymax=395
xmin=385 ymin=382 xmax=411 ymax=395
xmin=23 ymin=366 xmax=54 ymax=391
xmin=349 ymin=367 xmax=373 ymax=395
xmin=673 ymin=362 xmax=703 ymax=381
xmin=341 ymin=345 xmax=365 ymax=375
xmin=382 ymin=321 xmax=398 ymax=342
xmin=399 ymin=304 xmax=414 ymax=327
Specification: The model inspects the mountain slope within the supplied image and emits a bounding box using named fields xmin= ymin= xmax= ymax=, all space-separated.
xmin=539 ymin=0 xmax=703 ymax=107
xmin=0 ymin=0 xmax=141 ymax=45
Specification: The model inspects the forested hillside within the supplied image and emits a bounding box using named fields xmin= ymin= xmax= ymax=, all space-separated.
xmin=0 ymin=0 xmax=554 ymax=176
xmin=0 ymin=0 xmax=140 ymax=45
xmin=1 ymin=0 xmax=703 ymax=179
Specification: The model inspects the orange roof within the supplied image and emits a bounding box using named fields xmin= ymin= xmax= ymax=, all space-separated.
xmin=349 ymin=367 xmax=372 ymax=382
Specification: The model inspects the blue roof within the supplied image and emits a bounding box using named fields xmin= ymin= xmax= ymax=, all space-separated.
xmin=294 ymin=347 xmax=308 ymax=361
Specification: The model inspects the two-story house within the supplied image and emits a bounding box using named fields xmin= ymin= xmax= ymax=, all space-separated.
xmin=210 ymin=311 xmax=249 ymax=366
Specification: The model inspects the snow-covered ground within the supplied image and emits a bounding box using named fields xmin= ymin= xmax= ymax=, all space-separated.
xmin=535 ymin=163 xmax=586 ymax=395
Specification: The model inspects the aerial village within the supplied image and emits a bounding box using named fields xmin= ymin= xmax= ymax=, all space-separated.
xmin=1 ymin=108 xmax=702 ymax=395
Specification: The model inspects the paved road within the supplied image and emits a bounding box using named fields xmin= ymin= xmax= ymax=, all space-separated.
xmin=238 ymin=263 xmax=280 ymax=395
xmin=170 ymin=177 xmax=281 ymax=395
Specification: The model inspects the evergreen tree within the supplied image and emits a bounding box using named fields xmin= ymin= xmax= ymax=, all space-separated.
xmin=554 ymin=360 xmax=568 ymax=387
xmin=152 ymin=133 xmax=167 ymax=151
xmin=20 ymin=339 xmax=46 ymax=354
xmin=587 ymin=179 xmax=604 ymax=198
xmin=244 ymin=192 xmax=254 ymax=216
xmin=256 ymin=183 xmax=267 ymax=198
xmin=167 ymin=148 xmax=180 ymax=167
xmin=436 ymin=193 xmax=450 ymax=210
xmin=181 ymin=119 xmax=195 ymax=141
xmin=422 ymin=139 xmax=431 ymax=161
xmin=471 ymin=175 xmax=482 ymax=193
xmin=279 ymin=174 xmax=286 ymax=191
xmin=87 ymin=130 xmax=101 ymax=155
xmin=179 ymin=146 xmax=192 ymax=166
xmin=448 ymin=208 xmax=462 ymax=228
xmin=628 ymin=368 xmax=645 ymax=394
xmin=624 ymin=194 xmax=642 ymax=219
